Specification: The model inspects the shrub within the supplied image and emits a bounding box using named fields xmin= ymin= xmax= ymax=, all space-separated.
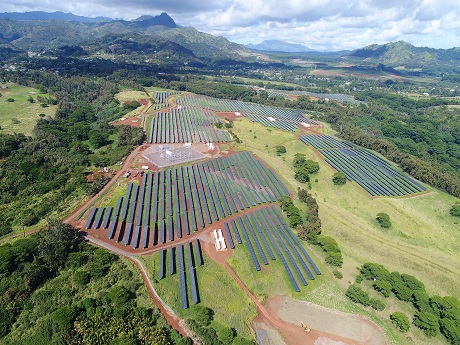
xmin=390 ymin=312 xmax=410 ymax=332
xmin=325 ymin=252 xmax=343 ymax=267
xmin=275 ymin=145 xmax=286 ymax=155
xmin=74 ymin=270 xmax=91 ymax=285
xmin=332 ymin=172 xmax=347 ymax=185
xmin=413 ymin=311 xmax=440 ymax=337
xmin=373 ymin=280 xmax=392 ymax=297
xmin=346 ymin=284 xmax=370 ymax=307
xmin=333 ymin=270 xmax=343 ymax=279
xmin=52 ymin=305 xmax=78 ymax=330
xmin=370 ymin=298 xmax=386 ymax=311
xmin=376 ymin=213 xmax=392 ymax=228
xmin=294 ymin=165 xmax=310 ymax=183
xmin=450 ymin=203 xmax=460 ymax=217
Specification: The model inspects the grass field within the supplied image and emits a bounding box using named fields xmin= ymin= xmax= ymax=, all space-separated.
xmin=141 ymin=251 xmax=257 ymax=339
xmin=0 ymin=83 xmax=57 ymax=135
xmin=231 ymin=118 xmax=460 ymax=299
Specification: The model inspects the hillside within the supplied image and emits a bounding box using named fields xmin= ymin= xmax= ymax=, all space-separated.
xmin=348 ymin=40 xmax=460 ymax=69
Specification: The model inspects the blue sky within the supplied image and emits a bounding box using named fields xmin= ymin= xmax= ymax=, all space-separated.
xmin=0 ymin=0 xmax=459 ymax=51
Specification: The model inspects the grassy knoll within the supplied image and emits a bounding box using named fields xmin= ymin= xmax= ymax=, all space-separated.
xmin=141 ymin=251 xmax=257 ymax=339
xmin=231 ymin=118 xmax=460 ymax=299
xmin=0 ymin=83 xmax=57 ymax=135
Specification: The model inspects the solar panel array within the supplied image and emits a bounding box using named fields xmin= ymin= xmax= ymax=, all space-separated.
xmin=264 ymin=89 xmax=363 ymax=105
xmin=158 ymin=241 xmax=202 ymax=308
xmin=300 ymin=134 xmax=427 ymax=196
xmin=175 ymin=94 xmax=317 ymax=131
xmin=149 ymin=107 xmax=231 ymax=144
xmin=224 ymin=205 xmax=321 ymax=292
xmin=85 ymin=151 xmax=289 ymax=248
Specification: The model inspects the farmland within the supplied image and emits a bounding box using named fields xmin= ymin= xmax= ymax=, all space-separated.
xmin=0 ymin=83 xmax=57 ymax=135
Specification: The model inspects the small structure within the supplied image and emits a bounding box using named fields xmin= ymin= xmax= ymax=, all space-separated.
xmin=213 ymin=229 xmax=226 ymax=251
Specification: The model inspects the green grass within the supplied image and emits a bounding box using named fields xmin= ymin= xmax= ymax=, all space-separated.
xmin=231 ymin=118 xmax=460 ymax=299
xmin=141 ymin=251 xmax=257 ymax=339
xmin=0 ymin=83 xmax=57 ymax=135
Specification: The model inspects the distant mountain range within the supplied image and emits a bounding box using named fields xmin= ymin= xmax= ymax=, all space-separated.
xmin=0 ymin=12 xmax=246 ymax=61
xmin=246 ymin=40 xmax=315 ymax=53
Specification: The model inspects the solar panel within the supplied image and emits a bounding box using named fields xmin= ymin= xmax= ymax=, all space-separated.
xmin=108 ymin=217 xmax=118 ymax=239
xmin=224 ymin=222 xmax=235 ymax=249
xmin=187 ymin=242 xmax=200 ymax=304
xmin=159 ymin=248 xmax=165 ymax=280
xmin=178 ymin=244 xmax=189 ymax=309
xmin=170 ymin=246 xmax=175 ymax=275
xmin=102 ymin=206 xmax=113 ymax=229
xmin=85 ymin=207 xmax=97 ymax=230
xmin=93 ymin=207 xmax=105 ymax=229
xmin=195 ymin=239 xmax=204 ymax=266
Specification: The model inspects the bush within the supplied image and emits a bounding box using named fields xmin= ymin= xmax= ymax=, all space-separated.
xmin=390 ymin=312 xmax=410 ymax=332
xmin=332 ymin=172 xmax=347 ymax=185
xmin=74 ymin=270 xmax=91 ymax=285
xmin=275 ymin=145 xmax=286 ymax=155
xmin=0 ymin=306 xmax=14 ymax=337
xmin=333 ymin=270 xmax=343 ymax=279
xmin=413 ymin=311 xmax=440 ymax=337
xmin=325 ymin=252 xmax=343 ymax=267
xmin=346 ymin=284 xmax=370 ymax=307
xmin=373 ymin=280 xmax=392 ymax=297
xmin=52 ymin=305 xmax=78 ymax=330
xmin=370 ymin=298 xmax=386 ymax=311
xmin=376 ymin=212 xmax=392 ymax=228
xmin=450 ymin=203 xmax=460 ymax=217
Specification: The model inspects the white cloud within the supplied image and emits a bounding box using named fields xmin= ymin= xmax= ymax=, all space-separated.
xmin=0 ymin=0 xmax=458 ymax=50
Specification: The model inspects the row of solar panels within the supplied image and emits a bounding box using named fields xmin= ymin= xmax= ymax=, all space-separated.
xmin=158 ymin=239 xmax=204 ymax=309
xmin=84 ymin=151 xmax=289 ymax=248
xmin=224 ymin=206 xmax=320 ymax=292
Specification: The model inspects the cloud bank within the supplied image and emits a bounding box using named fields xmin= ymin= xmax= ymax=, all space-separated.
xmin=0 ymin=0 xmax=458 ymax=50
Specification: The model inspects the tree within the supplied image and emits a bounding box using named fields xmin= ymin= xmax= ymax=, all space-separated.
xmin=275 ymin=145 xmax=286 ymax=155
xmin=413 ymin=311 xmax=440 ymax=337
xmin=191 ymin=305 xmax=214 ymax=327
xmin=0 ymin=306 xmax=14 ymax=337
xmin=370 ymin=298 xmax=386 ymax=311
xmin=346 ymin=284 xmax=370 ymax=306
xmin=373 ymin=280 xmax=392 ymax=297
xmin=332 ymin=172 xmax=347 ymax=185
xmin=293 ymin=153 xmax=306 ymax=167
xmin=390 ymin=312 xmax=410 ymax=332
xmin=325 ymin=252 xmax=343 ymax=267
xmin=37 ymin=219 xmax=79 ymax=271
xmin=52 ymin=305 xmax=79 ymax=330
xmin=294 ymin=165 xmax=310 ymax=183
xmin=376 ymin=213 xmax=392 ymax=228
xmin=108 ymin=286 xmax=132 ymax=306
xmin=302 ymin=160 xmax=320 ymax=174
xmin=450 ymin=203 xmax=460 ymax=217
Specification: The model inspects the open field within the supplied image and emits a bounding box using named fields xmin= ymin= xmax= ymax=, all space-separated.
xmin=0 ymin=83 xmax=57 ymax=135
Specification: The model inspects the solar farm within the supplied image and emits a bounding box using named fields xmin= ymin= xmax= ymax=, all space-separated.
xmin=148 ymin=107 xmax=231 ymax=143
xmin=175 ymin=94 xmax=318 ymax=131
xmin=84 ymin=151 xmax=290 ymax=249
xmin=300 ymin=134 xmax=427 ymax=196
xmin=264 ymin=89 xmax=363 ymax=105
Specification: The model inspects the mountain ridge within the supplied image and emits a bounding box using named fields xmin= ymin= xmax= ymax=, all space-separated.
xmin=246 ymin=39 xmax=315 ymax=53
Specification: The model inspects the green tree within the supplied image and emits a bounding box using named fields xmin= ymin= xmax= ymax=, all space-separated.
xmin=302 ymin=160 xmax=320 ymax=174
xmin=332 ymin=172 xmax=347 ymax=185
xmin=413 ymin=311 xmax=440 ymax=337
xmin=325 ymin=252 xmax=343 ymax=267
xmin=376 ymin=213 xmax=392 ymax=228
xmin=52 ymin=305 xmax=79 ymax=330
xmin=390 ymin=312 xmax=410 ymax=332
xmin=37 ymin=219 xmax=79 ymax=271
xmin=373 ymin=280 xmax=392 ymax=297
xmin=275 ymin=145 xmax=286 ymax=155
xmin=294 ymin=165 xmax=310 ymax=183
xmin=370 ymin=298 xmax=386 ymax=311
xmin=0 ymin=306 xmax=14 ymax=337
xmin=450 ymin=203 xmax=460 ymax=217
xmin=293 ymin=153 xmax=306 ymax=167
xmin=346 ymin=284 xmax=371 ymax=307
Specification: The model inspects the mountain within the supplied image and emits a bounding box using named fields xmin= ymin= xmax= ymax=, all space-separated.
xmin=347 ymin=40 xmax=460 ymax=68
xmin=0 ymin=11 xmax=112 ymax=23
xmin=246 ymin=40 xmax=315 ymax=53
xmin=0 ymin=12 xmax=247 ymax=62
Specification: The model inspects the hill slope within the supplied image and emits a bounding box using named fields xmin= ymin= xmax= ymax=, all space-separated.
xmin=348 ymin=40 xmax=460 ymax=68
